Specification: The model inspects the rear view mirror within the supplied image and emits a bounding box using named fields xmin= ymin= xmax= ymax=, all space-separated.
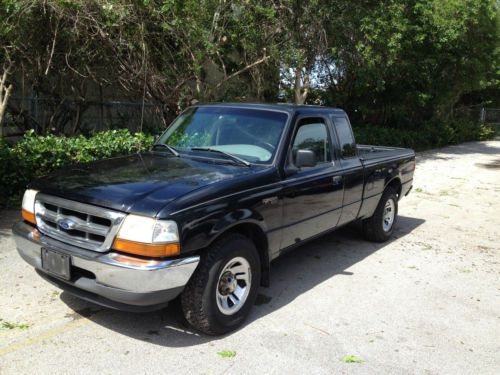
xmin=296 ymin=149 xmax=316 ymax=168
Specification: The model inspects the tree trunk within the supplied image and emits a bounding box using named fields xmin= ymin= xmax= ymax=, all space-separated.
xmin=0 ymin=66 xmax=13 ymax=137
xmin=294 ymin=65 xmax=311 ymax=105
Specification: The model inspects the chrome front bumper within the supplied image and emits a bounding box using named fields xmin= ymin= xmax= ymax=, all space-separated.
xmin=13 ymin=221 xmax=199 ymax=310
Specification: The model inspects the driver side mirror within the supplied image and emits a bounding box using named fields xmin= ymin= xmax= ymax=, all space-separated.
xmin=296 ymin=149 xmax=316 ymax=168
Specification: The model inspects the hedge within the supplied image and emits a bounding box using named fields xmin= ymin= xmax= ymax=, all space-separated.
xmin=0 ymin=130 xmax=154 ymax=207
xmin=353 ymin=120 xmax=494 ymax=151
xmin=0 ymin=120 xmax=495 ymax=207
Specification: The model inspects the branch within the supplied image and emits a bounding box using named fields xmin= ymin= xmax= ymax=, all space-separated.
xmin=0 ymin=62 xmax=11 ymax=93
xmin=173 ymin=75 xmax=196 ymax=92
xmin=45 ymin=18 xmax=59 ymax=75
xmin=215 ymin=55 xmax=270 ymax=89
xmin=216 ymin=50 xmax=227 ymax=78
xmin=0 ymin=66 xmax=13 ymax=129
xmin=65 ymin=52 xmax=88 ymax=78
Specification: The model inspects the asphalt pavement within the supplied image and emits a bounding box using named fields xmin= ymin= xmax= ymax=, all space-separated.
xmin=1 ymin=140 xmax=499 ymax=374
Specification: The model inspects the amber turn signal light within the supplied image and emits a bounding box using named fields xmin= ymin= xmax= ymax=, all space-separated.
xmin=111 ymin=238 xmax=180 ymax=258
xmin=22 ymin=209 xmax=36 ymax=225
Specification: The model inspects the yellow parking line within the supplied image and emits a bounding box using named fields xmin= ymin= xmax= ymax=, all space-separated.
xmin=0 ymin=330 xmax=26 ymax=338
xmin=0 ymin=312 xmax=73 ymax=338
xmin=0 ymin=318 xmax=90 ymax=357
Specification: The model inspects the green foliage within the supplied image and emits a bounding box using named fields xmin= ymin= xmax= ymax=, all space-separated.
xmin=1 ymin=0 xmax=498 ymax=132
xmin=340 ymin=355 xmax=364 ymax=363
xmin=1 ymin=0 xmax=284 ymax=127
xmin=217 ymin=350 xmax=236 ymax=358
xmin=0 ymin=130 xmax=153 ymax=207
xmin=1 ymin=119 xmax=493 ymax=207
xmin=321 ymin=0 xmax=499 ymax=126
xmin=0 ymin=0 xmax=498 ymax=208
xmin=0 ymin=319 xmax=29 ymax=330
xmin=167 ymin=130 xmax=211 ymax=148
xmin=354 ymin=120 xmax=495 ymax=151
xmin=0 ymin=139 xmax=20 ymax=207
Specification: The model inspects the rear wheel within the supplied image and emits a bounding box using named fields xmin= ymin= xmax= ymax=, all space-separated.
xmin=181 ymin=234 xmax=260 ymax=335
xmin=363 ymin=187 xmax=398 ymax=242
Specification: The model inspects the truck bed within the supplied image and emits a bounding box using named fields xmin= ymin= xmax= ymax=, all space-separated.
xmin=357 ymin=145 xmax=414 ymax=162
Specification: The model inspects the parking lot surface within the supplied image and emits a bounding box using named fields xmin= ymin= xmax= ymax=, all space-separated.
xmin=1 ymin=140 xmax=499 ymax=374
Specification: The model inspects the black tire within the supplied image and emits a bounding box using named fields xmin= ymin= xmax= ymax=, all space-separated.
xmin=181 ymin=233 xmax=261 ymax=335
xmin=362 ymin=187 xmax=398 ymax=242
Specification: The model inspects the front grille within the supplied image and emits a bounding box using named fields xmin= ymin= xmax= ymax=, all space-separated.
xmin=34 ymin=193 xmax=126 ymax=252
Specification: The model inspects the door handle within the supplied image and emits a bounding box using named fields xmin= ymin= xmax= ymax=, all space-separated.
xmin=332 ymin=176 xmax=343 ymax=185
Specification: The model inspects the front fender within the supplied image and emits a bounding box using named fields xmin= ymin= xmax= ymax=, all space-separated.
xmin=179 ymin=207 xmax=268 ymax=254
xmin=211 ymin=208 xmax=267 ymax=237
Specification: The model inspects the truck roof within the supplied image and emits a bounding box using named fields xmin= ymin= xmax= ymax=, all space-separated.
xmin=195 ymin=102 xmax=347 ymax=116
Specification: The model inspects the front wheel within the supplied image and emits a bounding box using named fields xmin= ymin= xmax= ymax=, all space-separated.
xmin=181 ymin=234 xmax=261 ymax=335
xmin=362 ymin=187 xmax=398 ymax=242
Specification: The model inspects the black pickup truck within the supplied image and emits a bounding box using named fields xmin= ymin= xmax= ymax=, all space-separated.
xmin=14 ymin=103 xmax=415 ymax=334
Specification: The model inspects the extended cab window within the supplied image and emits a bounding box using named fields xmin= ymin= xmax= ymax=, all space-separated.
xmin=291 ymin=118 xmax=331 ymax=167
xmin=333 ymin=116 xmax=356 ymax=158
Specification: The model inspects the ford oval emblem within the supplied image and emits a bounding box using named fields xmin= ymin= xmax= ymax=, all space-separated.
xmin=58 ymin=218 xmax=76 ymax=230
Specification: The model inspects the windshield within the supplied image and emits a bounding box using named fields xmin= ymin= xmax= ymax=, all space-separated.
xmin=157 ymin=107 xmax=288 ymax=164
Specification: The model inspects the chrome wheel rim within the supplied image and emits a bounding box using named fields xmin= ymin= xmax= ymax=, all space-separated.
xmin=383 ymin=198 xmax=396 ymax=232
xmin=215 ymin=257 xmax=252 ymax=315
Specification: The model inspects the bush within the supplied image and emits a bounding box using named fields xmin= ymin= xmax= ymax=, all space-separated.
xmin=0 ymin=120 xmax=495 ymax=208
xmin=0 ymin=139 xmax=21 ymax=207
xmin=353 ymin=120 xmax=494 ymax=151
xmin=0 ymin=130 xmax=154 ymax=207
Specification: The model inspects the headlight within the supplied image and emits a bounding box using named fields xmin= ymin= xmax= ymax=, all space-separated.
xmin=112 ymin=215 xmax=180 ymax=257
xmin=21 ymin=189 xmax=38 ymax=224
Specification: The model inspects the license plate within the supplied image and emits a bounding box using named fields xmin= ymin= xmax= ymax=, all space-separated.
xmin=41 ymin=248 xmax=71 ymax=280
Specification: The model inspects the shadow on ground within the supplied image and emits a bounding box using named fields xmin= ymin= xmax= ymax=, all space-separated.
xmin=0 ymin=210 xmax=19 ymax=239
xmin=475 ymin=157 xmax=500 ymax=169
xmin=60 ymin=215 xmax=424 ymax=346
xmin=417 ymin=141 xmax=500 ymax=164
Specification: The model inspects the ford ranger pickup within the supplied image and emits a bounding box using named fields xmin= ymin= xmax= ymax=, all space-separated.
xmin=13 ymin=103 xmax=415 ymax=334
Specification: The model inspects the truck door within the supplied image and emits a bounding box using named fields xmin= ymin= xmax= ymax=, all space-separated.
xmin=331 ymin=115 xmax=365 ymax=226
xmin=280 ymin=116 xmax=344 ymax=249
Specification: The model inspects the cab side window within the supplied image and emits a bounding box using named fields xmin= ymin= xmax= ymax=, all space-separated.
xmin=333 ymin=116 xmax=356 ymax=158
xmin=291 ymin=118 xmax=331 ymax=167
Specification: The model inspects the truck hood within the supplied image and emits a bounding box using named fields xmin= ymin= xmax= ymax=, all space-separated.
xmin=29 ymin=153 xmax=256 ymax=216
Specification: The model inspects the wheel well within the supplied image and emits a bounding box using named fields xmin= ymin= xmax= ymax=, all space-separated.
xmin=387 ymin=177 xmax=402 ymax=198
xmin=225 ymin=223 xmax=270 ymax=287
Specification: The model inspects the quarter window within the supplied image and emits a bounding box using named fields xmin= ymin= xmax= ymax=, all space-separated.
xmin=333 ymin=117 xmax=356 ymax=158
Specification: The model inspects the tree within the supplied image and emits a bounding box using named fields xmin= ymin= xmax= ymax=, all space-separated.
xmin=278 ymin=0 xmax=334 ymax=104
xmin=320 ymin=0 xmax=499 ymax=126
xmin=0 ymin=0 xmax=498 ymax=133
xmin=0 ymin=1 xmax=285 ymax=133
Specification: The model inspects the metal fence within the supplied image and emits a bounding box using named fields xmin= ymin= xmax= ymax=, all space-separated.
xmin=4 ymin=97 xmax=500 ymax=142
xmin=455 ymin=106 xmax=500 ymax=124
xmin=480 ymin=108 xmax=500 ymax=124
xmin=6 ymin=96 xmax=169 ymax=136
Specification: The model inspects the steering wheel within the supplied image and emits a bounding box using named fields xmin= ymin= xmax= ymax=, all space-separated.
xmin=218 ymin=122 xmax=276 ymax=153
xmin=256 ymin=140 xmax=275 ymax=153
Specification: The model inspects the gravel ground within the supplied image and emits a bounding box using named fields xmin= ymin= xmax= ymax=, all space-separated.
xmin=0 ymin=140 xmax=499 ymax=375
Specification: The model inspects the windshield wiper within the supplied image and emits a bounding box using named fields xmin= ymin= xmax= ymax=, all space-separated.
xmin=190 ymin=147 xmax=251 ymax=167
xmin=151 ymin=143 xmax=180 ymax=157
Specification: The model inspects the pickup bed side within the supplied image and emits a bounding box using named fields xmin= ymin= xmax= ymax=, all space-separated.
xmin=357 ymin=146 xmax=415 ymax=219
